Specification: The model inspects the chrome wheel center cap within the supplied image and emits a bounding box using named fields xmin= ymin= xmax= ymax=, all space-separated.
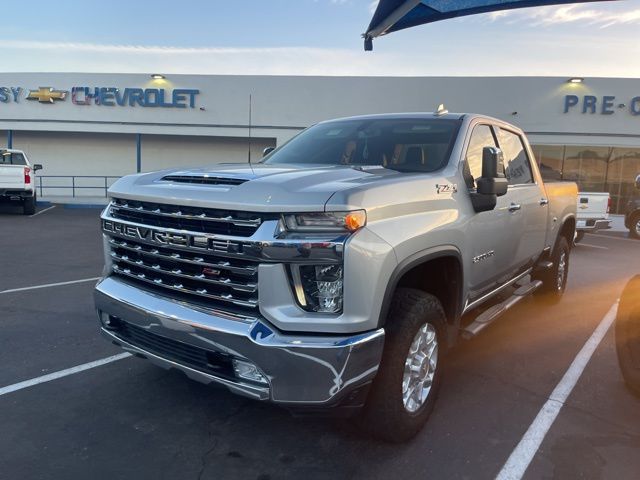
xmin=402 ymin=323 xmax=438 ymax=413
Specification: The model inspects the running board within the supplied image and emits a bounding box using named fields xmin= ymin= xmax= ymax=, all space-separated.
xmin=462 ymin=280 xmax=543 ymax=340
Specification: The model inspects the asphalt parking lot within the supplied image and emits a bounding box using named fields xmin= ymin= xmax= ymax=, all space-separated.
xmin=1 ymin=204 xmax=639 ymax=480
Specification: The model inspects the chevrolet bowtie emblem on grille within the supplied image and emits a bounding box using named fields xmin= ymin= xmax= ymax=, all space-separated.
xmin=27 ymin=87 xmax=68 ymax=103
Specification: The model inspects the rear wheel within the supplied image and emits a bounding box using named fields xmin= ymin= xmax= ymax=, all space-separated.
xmin=629 ymin=213 xmax=640 ymax=240
xmin=535 ymin=236 xmax=570 ymax=303
xmin=358 ymin=288 xmax=446 ymax=443
xmin=23 ymin=194 xmax=36 ymax=215
xmin=615 ymin=275 xmax=640 ymax=397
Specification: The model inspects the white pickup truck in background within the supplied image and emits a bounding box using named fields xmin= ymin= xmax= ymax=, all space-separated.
xmin=0 ymin=149 xmax=42 ymax=215
xmin=575 ymin=191 xmax=611 ymax=243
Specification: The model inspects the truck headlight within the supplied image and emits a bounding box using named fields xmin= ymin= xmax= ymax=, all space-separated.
xmin=290 ymin=264 xmax=344 ymax=314
xmin=282 ymin=211 xmax=366 ymax=233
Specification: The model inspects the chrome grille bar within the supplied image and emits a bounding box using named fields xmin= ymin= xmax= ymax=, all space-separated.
xmin=110 ymin=251 xmax=257 ymax=293
xmin=111 ymin=203 xmax=261 ymax=227
xmin=112 ymin=264 xmax=259 ymax=309
xmin=108 ymin=238 xmax=257 ymax=276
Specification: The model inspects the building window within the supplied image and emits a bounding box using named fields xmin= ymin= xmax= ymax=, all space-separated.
xmin=531 ymin=143 xmax=640 ymax=214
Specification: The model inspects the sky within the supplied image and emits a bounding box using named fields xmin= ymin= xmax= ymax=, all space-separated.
xmin=1 ymin=0 xmax=639 ymax=77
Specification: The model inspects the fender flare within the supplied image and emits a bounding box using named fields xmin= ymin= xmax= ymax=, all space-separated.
xmin=377 ymin=245 xmax=464 ymax=334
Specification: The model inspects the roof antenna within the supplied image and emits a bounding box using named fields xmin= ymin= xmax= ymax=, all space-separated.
xmin=434 ymin=104 xmax=448 ymax=116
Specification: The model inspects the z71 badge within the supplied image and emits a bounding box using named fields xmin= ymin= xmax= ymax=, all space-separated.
xmin=436 ymin=184 xmax=458 ymax=194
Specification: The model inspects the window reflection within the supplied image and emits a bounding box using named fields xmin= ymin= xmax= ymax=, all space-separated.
xmin=531 ymin=144 xmax=640 ymax=214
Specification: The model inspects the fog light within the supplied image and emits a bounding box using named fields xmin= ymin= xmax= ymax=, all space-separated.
xmin=232 ymin=359 xmax=267 ymax=384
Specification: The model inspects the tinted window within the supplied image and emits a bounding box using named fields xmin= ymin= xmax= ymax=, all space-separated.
xmin=263 ymin=118 xmax=459 ymax=173
xmin=497 ymin=129 xmax=534 ymax=185
xmin=0 ymin=151 xmax=26 ymax=165
xmin=532 ymin=145 xmax=563 ymax=181
xmin=464 ymin=124 xmax=496 ymax=188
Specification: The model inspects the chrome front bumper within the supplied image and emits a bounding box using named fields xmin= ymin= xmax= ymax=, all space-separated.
xmin=94 ymin=277 xmax=385 ymax=406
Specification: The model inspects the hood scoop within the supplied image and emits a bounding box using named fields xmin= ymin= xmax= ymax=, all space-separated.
xmin=161 ymin=174 xmax=249 ymax=186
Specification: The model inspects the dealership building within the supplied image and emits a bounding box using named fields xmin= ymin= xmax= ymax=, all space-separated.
xmin=1 ymin=73 xmax=639 ymax=213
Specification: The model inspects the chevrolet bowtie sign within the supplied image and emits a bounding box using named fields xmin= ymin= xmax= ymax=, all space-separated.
xmin=0 ymin=86 xmax=200 ymax=108
xmin=27 ymin=87 xmax=68 ymax=103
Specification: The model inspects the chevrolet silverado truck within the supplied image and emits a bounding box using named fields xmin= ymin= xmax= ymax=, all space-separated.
xmin=0 ymin=148 xmax=42 ymax=215
xmin=574 ymin=191 xmax=611 ymax=243
xmin=94 ymin=113 xmax=577 ymax=442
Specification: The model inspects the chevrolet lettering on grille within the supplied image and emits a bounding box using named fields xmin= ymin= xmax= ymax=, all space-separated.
xmin=103 ymin=219 xmax=231 ymax=252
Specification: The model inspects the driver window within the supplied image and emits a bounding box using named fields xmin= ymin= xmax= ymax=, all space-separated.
xmin=464 ymin=124 xmax=497 ymax=189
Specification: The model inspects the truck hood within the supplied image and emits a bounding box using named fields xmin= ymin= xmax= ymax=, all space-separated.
xmin=108 ymin=163 xmax=403 ymax=212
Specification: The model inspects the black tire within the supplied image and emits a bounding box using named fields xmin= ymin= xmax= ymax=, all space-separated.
xmin=535 ymin=236 xmax=570 ymax=303
xmin=574 ymin=231 xmax=585 ymax=244
xmin=629 ymin=213 xmax=640 ymax=240
xmin=615 ymin=275 xmax=640 ymax=397
xmin=358 ymin=288 xmax=447 ymax=443
xmin=23 ymin=194 xmax=36 ymax=215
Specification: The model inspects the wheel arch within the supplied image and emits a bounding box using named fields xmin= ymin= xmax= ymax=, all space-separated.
xmin=378 ymin=246 xmax=463 ymax=345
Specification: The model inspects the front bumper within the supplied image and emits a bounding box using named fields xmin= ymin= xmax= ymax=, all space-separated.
xmin=576 ymin=219 xmax=611 ymax=232
xmin=95 ymin=276 xmax=385 ymax=406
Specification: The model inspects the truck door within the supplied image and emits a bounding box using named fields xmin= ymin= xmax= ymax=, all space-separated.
xmin=495 ymin=128 xmax=547 ymax=271
xmin=463 ymin=124 xmax=520 ymax=298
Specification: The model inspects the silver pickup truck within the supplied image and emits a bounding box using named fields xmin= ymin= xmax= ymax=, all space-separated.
xmin=95 ymin=112 xmax=577 ymax=442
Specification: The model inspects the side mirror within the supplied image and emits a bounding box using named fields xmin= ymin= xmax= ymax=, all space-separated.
xmin=635 ymin=174 xmax=640 ymax=190
xmin=263 ymin=147 xmax=275 ymax=157
xmin=470 ymin=147 xmax=509 ymax=213
xmin=32 ymin=164 xmax=43 ymax=171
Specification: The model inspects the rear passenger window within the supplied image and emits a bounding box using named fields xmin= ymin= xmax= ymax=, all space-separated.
xmin=464 ymin=125 xmax=497 ymax=189
xmin=497 ymin=129 xmax=534 ymax=185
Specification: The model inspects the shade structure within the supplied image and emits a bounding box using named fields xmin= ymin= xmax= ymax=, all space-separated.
xmin=364 ymin=0 xmax=617 ymax=49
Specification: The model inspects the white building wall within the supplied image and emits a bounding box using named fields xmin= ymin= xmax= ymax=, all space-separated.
xmin=140 ymin=135 xmax=275 ymax=172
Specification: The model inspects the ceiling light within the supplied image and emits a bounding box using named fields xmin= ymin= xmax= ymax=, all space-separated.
xmin=151 ymin=74 xmax=165 ymax=80
xmin=567 ymin=77 xmax=584 ymax=84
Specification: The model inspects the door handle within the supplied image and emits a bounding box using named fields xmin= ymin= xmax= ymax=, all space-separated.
xmin=508 ymin=203 xmax=522 ymax=212
xmin=539 ymin=198 xmax=549 ymax=206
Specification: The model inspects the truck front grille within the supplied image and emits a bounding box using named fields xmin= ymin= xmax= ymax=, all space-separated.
xmin=109 ymin=198 xmax=273 ymax=237
xmin=108 ymin=237 xmax=259 ymax=313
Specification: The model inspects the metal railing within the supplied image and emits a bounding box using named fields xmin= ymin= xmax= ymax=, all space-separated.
xmin=37 ymin=175 xmax=121 ymax=198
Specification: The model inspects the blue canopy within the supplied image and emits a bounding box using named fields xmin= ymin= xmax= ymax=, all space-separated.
xmin=364 ymin=0 xmax=616 ymax=50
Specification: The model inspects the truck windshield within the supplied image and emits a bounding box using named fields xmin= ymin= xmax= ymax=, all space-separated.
xmin=262 ymin=118 xmax=459 ymax=172
xmin=0 ymin=151 xmax=26 ymax=166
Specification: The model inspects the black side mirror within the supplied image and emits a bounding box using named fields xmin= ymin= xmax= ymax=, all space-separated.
xmin=471 ymin=147 xmax=509 ymax=213
xmin=32 ymin=164 xmax=43 ymax=171
xmin=635 ymin=174 xmax=640 ymax=190
xmin=263 ymin=147 xmax=275 ymax=157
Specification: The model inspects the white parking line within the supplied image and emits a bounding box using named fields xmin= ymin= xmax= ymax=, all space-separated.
xmin=586 ymin=233 xmax=638 ymax=244
xmin=0 ymin=353 xmax=132 ymax=397
xmin=0 ymin=277 xmax=101 ymax=294
xmin=495 ymin=301 xmax=618 ymax=480
xmin=578 ymin=243 xmax=609 ymax=250
xmin=29 ymin=205 xmax=56 ymax=217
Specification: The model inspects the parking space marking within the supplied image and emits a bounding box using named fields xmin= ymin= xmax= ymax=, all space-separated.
xmin=578 ymin=243 xmax=609 ymax=250
xmin=586 ymin=233 xmax=639 ymax=245
xmin=495 ymin=301 xmax=618 ymax=480
xmin=0 ymin=353 xmax=132 ymax=397
xmin=29 ymin=205 xmax=56 ymax=217
xmin=0 ymin=277 xmax=101 ymax=294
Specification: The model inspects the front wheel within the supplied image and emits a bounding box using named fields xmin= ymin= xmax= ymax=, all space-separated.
xmin=358 ymin=288 xmax=446 ymax=443
xmin=534 ymin=236 xmax=570 ymax=303
xmin=574 ymin=231 xmax=585 ymax=244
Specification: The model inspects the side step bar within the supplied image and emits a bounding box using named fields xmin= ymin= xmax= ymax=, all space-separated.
xmin=462 ymin=280 xmax=543 ymax=340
